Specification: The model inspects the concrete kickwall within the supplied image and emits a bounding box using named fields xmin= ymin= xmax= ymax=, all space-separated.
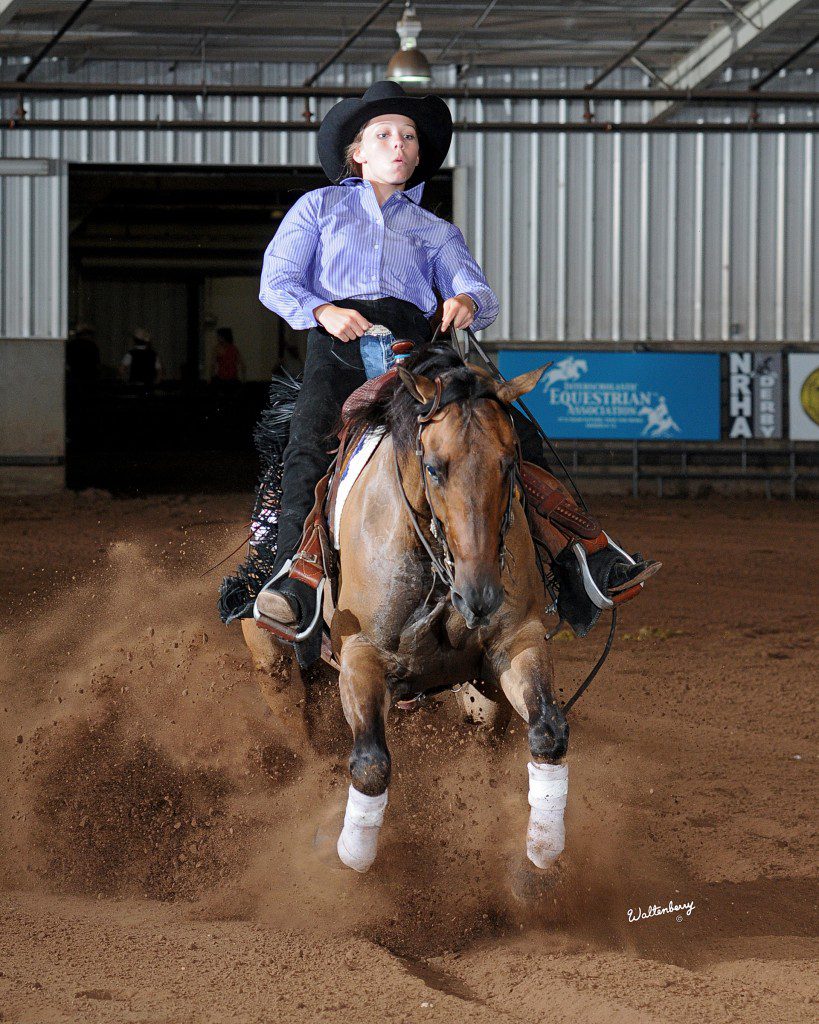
xmin=0 ymin=339 xmax=65 ymax=494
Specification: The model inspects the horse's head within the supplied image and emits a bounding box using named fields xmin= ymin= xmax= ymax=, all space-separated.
xmin=398 ymin=361 xmax=548 ymax=629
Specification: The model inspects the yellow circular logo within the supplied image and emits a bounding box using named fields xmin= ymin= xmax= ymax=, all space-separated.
xmin=800 ymin=367 xmax=819 ymax=426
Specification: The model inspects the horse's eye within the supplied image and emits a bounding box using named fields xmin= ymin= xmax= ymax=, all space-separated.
xmin=425 ymin=464 xmax=439 ymax=483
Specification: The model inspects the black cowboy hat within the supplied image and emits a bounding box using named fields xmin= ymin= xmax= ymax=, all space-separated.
xmin=317 ymin=80 xmax=452 ymax=189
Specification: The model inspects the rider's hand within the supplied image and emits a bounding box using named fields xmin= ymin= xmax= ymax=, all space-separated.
xmin=314 ymin=303 xmax=372 ymax=342
xmin=441 ymin=294 xmax=477 ymax=333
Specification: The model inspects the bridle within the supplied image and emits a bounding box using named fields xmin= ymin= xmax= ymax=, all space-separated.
xmin=393 ymin=373 xmax=519 ymax=597
xmin=392 ymin=352 xmax=617 ymax=717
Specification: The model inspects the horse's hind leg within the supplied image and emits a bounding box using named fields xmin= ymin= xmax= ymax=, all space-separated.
xmin=242 ymin=618 xmax=287 ymax=675
xmin=490 ymin=622 xmax=569 ymax=869
xmin=241 ymin=620 xmax=312 ymax=751
xmin=335 ymin=635 xmax=391 ymax=872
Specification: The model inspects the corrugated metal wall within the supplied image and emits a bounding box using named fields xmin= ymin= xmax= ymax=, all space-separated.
xmin=1 ymin=59 xmax=816 ymax=343
xmin=0 ymin=158 xmax=66 ymax=338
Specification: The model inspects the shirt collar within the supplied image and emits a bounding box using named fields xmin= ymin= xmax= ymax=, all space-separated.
xmin=340 ymin=176 xmax=425 ymax=205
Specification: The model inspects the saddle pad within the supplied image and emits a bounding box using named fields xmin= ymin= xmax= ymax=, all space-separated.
xmin=332 ymin=427 xmax=386 ymax=549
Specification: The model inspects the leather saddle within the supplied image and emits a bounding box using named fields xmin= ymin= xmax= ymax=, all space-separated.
xmin=283 ymin=359 xmax=407 ymax=603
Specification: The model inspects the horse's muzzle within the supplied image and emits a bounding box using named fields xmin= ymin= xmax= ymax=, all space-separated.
xmin=452 ymin=579 xmax=504 ymax=629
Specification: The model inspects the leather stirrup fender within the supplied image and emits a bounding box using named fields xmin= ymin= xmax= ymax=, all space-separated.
xmin=519 ymin=462 xmax=603 ymax=545
xmin=289 ymin=415 xmax=375 ymax=596
xmin=288 ymin=473 xmax=332 ymax=590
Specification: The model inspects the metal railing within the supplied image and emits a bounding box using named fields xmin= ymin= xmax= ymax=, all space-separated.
xmin=556 ymin=439 xmax=818 ymax=499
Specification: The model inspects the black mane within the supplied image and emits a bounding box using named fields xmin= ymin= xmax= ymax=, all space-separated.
xmin=343 ymin=341 xmax=499 ymax=456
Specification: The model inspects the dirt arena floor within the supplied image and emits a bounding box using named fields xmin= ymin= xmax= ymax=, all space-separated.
xmin=0 ymin=490 xmax=816 ymax=1023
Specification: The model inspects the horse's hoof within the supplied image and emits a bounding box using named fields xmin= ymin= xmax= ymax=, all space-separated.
xmin=506 ymin=853 xmax=564 ymax=904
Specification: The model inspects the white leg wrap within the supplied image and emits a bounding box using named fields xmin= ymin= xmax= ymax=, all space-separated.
xmin=526 ymin=761 xmax=569 ymax=869
xmin=336 ymin=785 xmax=388 ymax=873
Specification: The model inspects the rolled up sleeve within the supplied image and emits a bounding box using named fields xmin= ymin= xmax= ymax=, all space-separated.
xmin=259 ymin=191 xmax=328 ymax=330
xmin=431 ymin=225 xmax=499 ymax=331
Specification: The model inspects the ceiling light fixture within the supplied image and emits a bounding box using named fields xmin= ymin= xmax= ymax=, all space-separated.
xmin=386 ymin=2 xmax=432 ymax=85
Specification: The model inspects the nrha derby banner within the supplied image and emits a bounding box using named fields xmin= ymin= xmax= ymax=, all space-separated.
xmin=727 ymin=352 xmax=782 ymax=439
xmin=788 ymin=353 xmax=819 ymax=441
xmin=497 ymin=350 xmax=720 ymax=441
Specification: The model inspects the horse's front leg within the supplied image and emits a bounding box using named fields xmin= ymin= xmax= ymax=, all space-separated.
xmin=491 ymin=621 xmax=569 ymax=869
xmin=336 ymin=635 xmax=391 ymax=872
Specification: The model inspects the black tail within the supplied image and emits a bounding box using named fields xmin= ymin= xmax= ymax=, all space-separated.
xmin=217 ymin=370 xmax=302 ymax=624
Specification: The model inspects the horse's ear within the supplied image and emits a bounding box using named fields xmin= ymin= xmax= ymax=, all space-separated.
xmin=398 ymin=366 xmax=438 ymax=404
xmin=493 ymin=363 xmax=552 ymax=405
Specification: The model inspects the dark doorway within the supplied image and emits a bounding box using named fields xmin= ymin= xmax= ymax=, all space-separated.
xmin=66 ymin=163 xmax=453 ymax=494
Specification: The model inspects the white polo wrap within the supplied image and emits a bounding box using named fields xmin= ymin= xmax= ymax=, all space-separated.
xmin=526 ymin=760 xmax=569 ymax=869
xmin=336 ymin=785 xmax=388 ymax=873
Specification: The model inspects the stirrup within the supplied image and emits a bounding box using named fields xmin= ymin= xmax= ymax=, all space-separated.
xmin=571 ymin=534 xmax=638 ymax=611
xmin=253 ymin=560 xmax=325 ymax=644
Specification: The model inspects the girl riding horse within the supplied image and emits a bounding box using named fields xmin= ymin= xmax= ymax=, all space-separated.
xmin=226 ymin=81 xmax=658 ymax=644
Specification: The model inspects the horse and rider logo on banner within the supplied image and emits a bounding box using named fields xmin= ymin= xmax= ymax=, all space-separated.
xmin=499 ymin=350 xmax=721 ymax=441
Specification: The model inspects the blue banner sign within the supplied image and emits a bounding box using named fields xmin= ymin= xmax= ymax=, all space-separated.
xmin=497 ymin=350 xmax=720 ymax=441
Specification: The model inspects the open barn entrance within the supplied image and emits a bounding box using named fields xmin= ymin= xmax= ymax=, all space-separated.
xmin=66 ymin=164 xmax=453 ymax=494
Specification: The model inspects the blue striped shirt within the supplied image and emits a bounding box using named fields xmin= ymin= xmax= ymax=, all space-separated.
xmin=259 ymin=177 xmax=499 ymax=332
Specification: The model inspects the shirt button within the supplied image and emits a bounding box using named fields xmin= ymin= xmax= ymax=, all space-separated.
xmin=374 ymin=243 xmax=379 ymax=249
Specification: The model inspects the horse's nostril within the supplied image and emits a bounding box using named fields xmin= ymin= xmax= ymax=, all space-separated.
xmin=462 ymin=582 xmax=502 ymax=620
xmin=452 ymin=577 xmax=504 ymax=628
xmin=481 ymin=584 xmax=503 ymax=617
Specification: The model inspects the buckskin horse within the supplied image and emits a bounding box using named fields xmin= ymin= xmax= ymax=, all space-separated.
xmin=244 ymin=342 xmax=571 ymax=875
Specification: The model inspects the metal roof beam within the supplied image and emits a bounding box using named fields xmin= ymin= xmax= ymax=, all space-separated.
xmin=15 ymin=0 xmax=95 ymax=83
xmin=586 ymin=0 xmax=699 ymax=90
xmin=303 ymin=0 xmax=394 ymax=88
xmin=0 ymin=0 xmax=24 ymax=29
xmin=0 ymin=0 xmax=23 ymax=29
xmin=652 ymin=0 xmax=814 ymax=121
xmin=2 ymin=79 xmax=818 ymax=103
xmin=5 ymin=116 xmax=818 ymax=133
xmin=751 ymin=27 xmax=819 ymax=90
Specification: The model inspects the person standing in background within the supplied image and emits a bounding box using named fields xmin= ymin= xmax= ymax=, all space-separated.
xmin=209 ymin=326 xmax=246 ymax=384
xmin=66 ymin=323 xmax=101 ymax=388
xmin=120 ymin=328 xmax=162 ymax=390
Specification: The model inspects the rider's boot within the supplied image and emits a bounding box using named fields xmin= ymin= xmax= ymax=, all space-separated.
xmin=247 ymin=321 xmax=370 ymax=658
xmin=252 ymin=499 xmax=318 ymax=637
xmin=253 ymin=469 xmax=333 ymax=669
xmin=518 ymin=461 xmax=661 ymax=637
xmin=255 ymin=585 xmax=297 ymax=625
xmin=255 ymin=570 xmax=321 ymax=634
